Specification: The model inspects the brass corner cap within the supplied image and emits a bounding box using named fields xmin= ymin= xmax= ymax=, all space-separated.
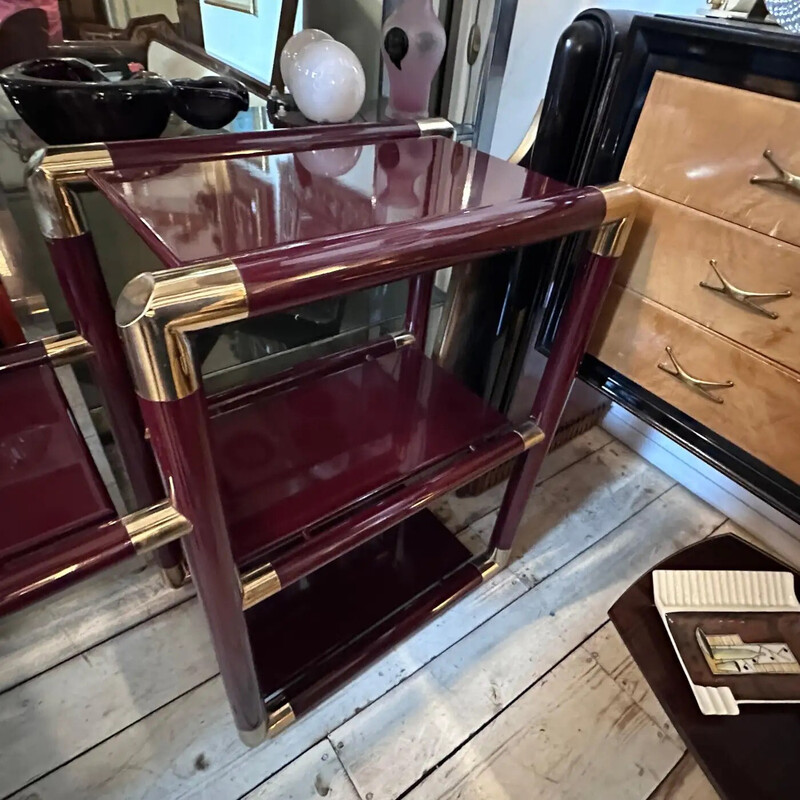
xmin=116 ymin=272 xmax=157 ymax=328
xmin=589 ymin=182 xmax=639 ymax=257
xmin=116 ymin=261 xmax=248 ymax=401
xmin=597 ymin=181 xmax=638 ymax=224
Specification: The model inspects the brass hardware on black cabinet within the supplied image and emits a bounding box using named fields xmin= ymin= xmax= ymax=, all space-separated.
xmin=699 ymin=259 xmax=791 ymax=319
xmin=657 ymin=346 xmax=734 ymax=404
xmin=750 ymin=149 xmax=800 ymax=194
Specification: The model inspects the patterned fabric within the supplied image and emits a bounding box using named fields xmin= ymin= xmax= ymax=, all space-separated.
xmin=767 ymin=0 xmax=800 ymax=33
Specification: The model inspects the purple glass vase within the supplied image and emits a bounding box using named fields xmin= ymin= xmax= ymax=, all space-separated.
xmin=381 ymin=0 xmax=446 ymax=119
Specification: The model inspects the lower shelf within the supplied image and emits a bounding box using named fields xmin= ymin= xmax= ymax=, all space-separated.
xmin=245 ymin=509 xmax=481 ymax=713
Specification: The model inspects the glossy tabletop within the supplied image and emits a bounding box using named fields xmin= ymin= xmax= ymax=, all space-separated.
xmin=210 ymin=346 xmax=510 ymax=566
xmin=89 ymin=136 xmax=568 ymax=268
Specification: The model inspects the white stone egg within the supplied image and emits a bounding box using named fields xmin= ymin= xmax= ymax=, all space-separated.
xmin=280 ymin=28 xmax=332 ymax=92
xmin=289 ymin=40 xmax=366 ymax=124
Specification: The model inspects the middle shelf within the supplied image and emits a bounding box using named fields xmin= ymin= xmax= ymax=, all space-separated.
xmin=208 ymin=345 xmax=520 ymax=570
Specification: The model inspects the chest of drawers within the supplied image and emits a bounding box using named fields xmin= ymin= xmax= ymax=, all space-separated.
xmin=531 ymin=14 xmax=800 ymax=523
xmin=588 ymin=71 xmax=800 ymax=487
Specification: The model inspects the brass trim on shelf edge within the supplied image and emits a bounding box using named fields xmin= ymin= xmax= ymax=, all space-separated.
xmin=589 ymin=182 xmax=638 ymax=258
xmin=416 ymin=117 xmax=456 ymax=139
xmin=513 ymin=420 xmax=544 ymax=450
xmin=26 ymin=145 xmax=113 ymax=239
xmin=266 ymin=700 xmax=296 ymax=738
xmin=392 ymin=331 xmax=417 ymax=348
xmin=478 ymin=546 xmax=511 ymax=582
xmin=240 ymin=562 xmax=282 ymax=610
xmin=116 ymin=259 xmax=249 ymax=402
xmin=123 ymin=500 xmax=193 ymax=554
xmin=42 ymin=332 xmax=93 ymax=366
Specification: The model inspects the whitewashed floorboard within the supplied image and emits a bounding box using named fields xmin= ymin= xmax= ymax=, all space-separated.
xmin=648 ymin=753 xmax=719 ymax=800
xmin=0 ymin=601 xmax=215 ymax=797
xmin=585 ymin=625 xmax=682 ymax=750
xmin=333 ymin=486 xmax=723 ymax=800
xmin=471 ymin=440 xmax=675 ymax=584
xmin=242 ymin=740 xmax=358 ymax=800
xmin=404 ymin=623 xmax=684 ymax=800
xmin=0 ymin=559 xmax=192 ymax=693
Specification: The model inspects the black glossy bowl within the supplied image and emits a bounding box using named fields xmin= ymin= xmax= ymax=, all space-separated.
xmin=169 ymin=76 xmax=249 ymax=129
xmin=0 ymin=58 xmax=174 ymax=145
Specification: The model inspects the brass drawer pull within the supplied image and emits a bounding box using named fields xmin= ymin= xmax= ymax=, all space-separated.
xmin=657 ymin=346 xmax=734 ymax=404
xmin=699 ymin=259 xmax=791 ymax=320
xmin=750 ymin=149 xmax=800 ymax=194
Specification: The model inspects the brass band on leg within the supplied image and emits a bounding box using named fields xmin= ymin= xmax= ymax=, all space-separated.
xmin=116 ymin=260 xmax=249 ymax=401
xmin=588 ymin=181 xmax=638 ymax=257
xmin=122 ymin=500 xmax=193 ymax=554
xmin=42 ymin=332 xmax=94 ymax=366
xmin=26 ymin=145 xmax=113 ymax=239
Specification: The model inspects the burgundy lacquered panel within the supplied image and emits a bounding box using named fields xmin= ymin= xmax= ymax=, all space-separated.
xmin=0 ymin=518 xmax=133 ymax=615
xmin=211 ymin=347 xmax=510 ymax=565
xmin=245 ymin=508 xmax=476 ymax=701
xmin=90 ymin=137 xmax=571 ymax=268
xmin=0 ymin=356 xmax=115 ymax=559
xmin=105 ymin=120 xmax=421 ymax=171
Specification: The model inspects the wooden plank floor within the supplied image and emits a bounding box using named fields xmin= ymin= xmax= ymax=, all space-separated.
xmin=5 ymin=427 xmax=787 ymax=800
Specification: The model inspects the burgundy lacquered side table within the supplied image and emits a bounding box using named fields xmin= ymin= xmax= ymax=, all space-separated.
xmin=24 ymin=118 xmax=454 ymax=583
xmin=71 ymin=131 xmax=639 ymax=744
xmin=610 ymin=535 xmax=800 ymax=800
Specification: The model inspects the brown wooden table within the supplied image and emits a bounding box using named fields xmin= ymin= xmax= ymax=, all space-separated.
xmin=610 ymin=534 xmax=800 ymax=799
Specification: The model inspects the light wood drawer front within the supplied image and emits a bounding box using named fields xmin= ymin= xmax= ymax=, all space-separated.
xmin=621 ymin=71 xmax=800 ymax=247
xmin=589 ymin=286 xmax=800 ymax=483
xmin=616 ymin=191 xmax=800 ymax=373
